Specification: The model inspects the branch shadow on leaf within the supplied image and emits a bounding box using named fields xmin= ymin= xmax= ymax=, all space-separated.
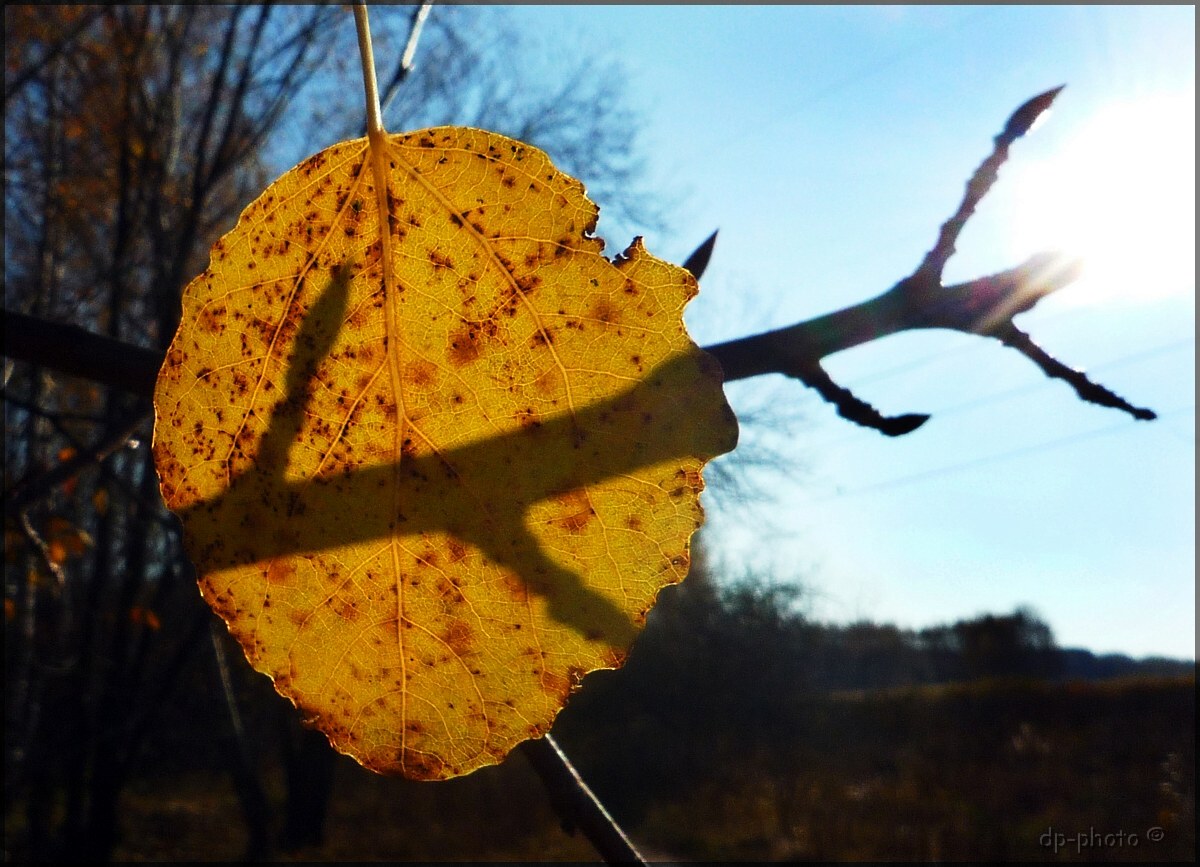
xmin=176 ymin=270 xmax=737 ymax=653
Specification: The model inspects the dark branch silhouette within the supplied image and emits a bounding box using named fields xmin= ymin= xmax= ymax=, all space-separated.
xmin=0 ymin=88 xmax=1157 ymax=445
xmin=157 ymin=259 xmax=732 ymax=652
xmin=519 ymin=733 xmax=646 ymax=864
xmin=378 ymin=2 xmax=435 ymax=122
xmin=681 ymin=229 xmax=718 ymax=281
xmin=702 ymin=85 xmax=1154 ymax=434
xmin=0 ymin=255 xmax=1156 ymax=448
xmin=0 ymin=84 xmax=1162 ymax=867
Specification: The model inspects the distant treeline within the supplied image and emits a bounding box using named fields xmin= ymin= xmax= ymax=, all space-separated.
xmin=592 ymin=563 xmax=1193 ymax=696
xmin=1057 ymin=647 xmax=1194 ymax=681
xmin=120 ymin=555 xmax=1193 ymax=861
xmin=549 ymin=564 xmax=1195 ymax=858
xmin=770 ymin=601 xmax=1194 ymax=690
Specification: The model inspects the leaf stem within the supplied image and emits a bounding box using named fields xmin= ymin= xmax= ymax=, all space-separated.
xmin=352 ymin=2 xmax=387 ymax=141
xmin=521 ymin=735 xmax=646 ymax=864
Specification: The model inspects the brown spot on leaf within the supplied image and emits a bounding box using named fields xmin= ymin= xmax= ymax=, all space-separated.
xmin=601 ymin=648 xmax=628 ymax=668
xmin=501 ymin=572 xmax=529 ymax=603
xmin=405 ymin=359 xmax=437 ymax=388
xmin=674 ymin=467 xmax=703 ymax=491
xmin=197 ymin=305 xmax=226 ymax=334
xmin=447 ymin=322 xmax=482 ymax=366
xmin=443 ymin=620 xmax=473 ymax=655
xmin=539 ymin=670 xmax=570 ymax=699
xmin=151 ymin=128 xmax=737 ymax=784
xmin=552 ymin=489 xmax=595 ymax=533
xmin=399 ymin=749 xmax=445 ymax=780
xmin=265 ymin=558 xmax=296 ymax=586
xmin=515 ymin=407 xmax=542 ymax=431
xmin=447 ymin=540 xmax=467 ymax=563
xmin=591 ymin=299 xmax=618 ymax=325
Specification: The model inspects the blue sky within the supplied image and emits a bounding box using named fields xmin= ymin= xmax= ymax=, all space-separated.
xmin=496 ymin=5 xmax=1195 ymax=659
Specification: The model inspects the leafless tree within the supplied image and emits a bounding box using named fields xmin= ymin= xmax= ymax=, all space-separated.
xmin=3 ymin=5 xmax=1154 ymax=865
xmin=4 ymin=4 xmax=669 ymax=861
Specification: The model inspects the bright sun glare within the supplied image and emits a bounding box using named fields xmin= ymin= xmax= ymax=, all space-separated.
xmin=1007 ymin=92 xmax=1196 ymax=306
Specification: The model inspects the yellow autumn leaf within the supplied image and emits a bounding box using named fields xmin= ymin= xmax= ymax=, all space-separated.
xmin=152 ymin=127 xmax=737 ymax=780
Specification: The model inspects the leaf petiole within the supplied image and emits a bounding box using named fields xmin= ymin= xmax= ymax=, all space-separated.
xmin=352 ymin=2 xmax=387 ymax=142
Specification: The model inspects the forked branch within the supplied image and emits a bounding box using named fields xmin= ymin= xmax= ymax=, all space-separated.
xmin=696 ymin=86 xmax=1156 ymax=434
xmin=0 ymin=83 xmax=1158 ymax=867
xmin=6 ymin=91 xmax=1154 ymax=438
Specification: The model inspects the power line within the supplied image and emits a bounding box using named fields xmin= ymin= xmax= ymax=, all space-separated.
xmin=816 ymin=405 xmax=1194 ymax=500
xmin=924 ymin=335 xmax=1194 ymax=419
xmin=842 ymin=306 xmax=1184 ymax=390
xmin=767 ymin=6 xmax=999 ymax=125
xmin=803 ymin=335 xmax=1194 ymax=452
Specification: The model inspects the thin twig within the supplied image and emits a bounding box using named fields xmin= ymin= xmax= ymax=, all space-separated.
xmin=682 ymin=230 xmax=718 ymax=282
xmin=4 ymin=6 xmax=108 ymax=103
xmin=916 ymin=86 xmax=1064 ymax=282
xmin=18 ymin=511 xmax=69 ymax=599
xmin=5 ymin=405 xmax=151 ymax=512
xmin=379 ymin=2 xmax=435 ymax=120
xmin=209 ymin=620 xmax=273 ymax=860
xmin=1 ymin=391 xmax=107 ymax=424
xmin=520 ymin=735 xmax=646 ymax=864
xmin=990 ymin=322 xmax=1157 ymax=420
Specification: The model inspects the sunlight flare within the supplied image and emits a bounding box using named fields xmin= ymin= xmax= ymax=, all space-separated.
xmin=1007 ymin=92 xmax=1195 ymax=306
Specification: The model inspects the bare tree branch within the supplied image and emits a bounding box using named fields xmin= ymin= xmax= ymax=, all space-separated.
xmin=700 ymin=86 xmax=1155 ymax=433
xmin=520 ymin=735 xmax=647 ymax=864
xmin=379 ymin=1 xmax=435 ymax=119
xmin=2 ymin=310 xmax=161 ymax=397
xmin=4 ymin=6 xmax=108 ymax=103
xmin=916 ymin=85 xmax=1064 ymax=283
xmin=682 ymin=229 xmax=719 ymax=281
xmin=702 ymin=250 xmax=1157 ymax=431
xmin=1 ymin=248 xmax=1156 ymax=438
xmin=0 ymin=90 xmax=1158 ymax=444
xmin=0 ymin=261 xmax=1157 ymax=439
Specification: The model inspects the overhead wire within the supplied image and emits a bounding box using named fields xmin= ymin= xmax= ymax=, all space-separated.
xmin=912 ymin=335 xmax=1194 ymax=419
xmin=840 ymin=303 xmax=1078 ymax=389
xmin=709 ymin=6 xmax=1194 ymax=494
xmin=815 ymin=404 xmax=1194 ymax=500
xmin=799 ymin=334 xmax=1194 ymax=452
xmin=763 ymin=6 xmax=999 ymax=129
